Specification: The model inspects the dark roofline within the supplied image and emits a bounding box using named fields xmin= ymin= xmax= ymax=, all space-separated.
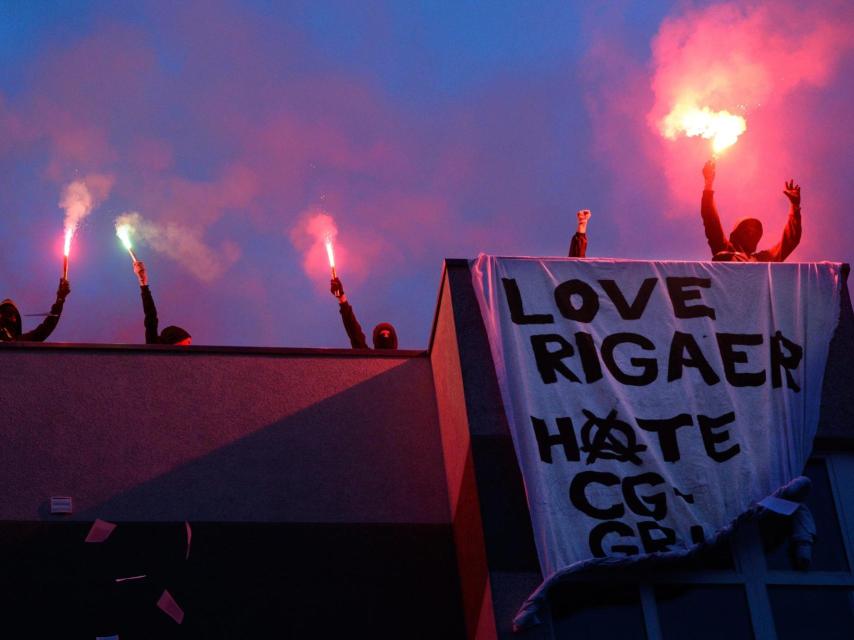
xmin=0 ymin=340 xmax=426 ymax=359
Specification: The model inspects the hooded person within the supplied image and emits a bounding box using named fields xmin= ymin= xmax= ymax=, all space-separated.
xmin=700 ymin=160 xmax=802 ymax=262
xmin=133 ymin=261 xmax=192 ymax=346
xmin=330 ymin=278 xmax=398 ymax=349
xmin=0 ymin=278 xmax=70 ymax=342
xmin=568 ymin=209 xmax=590 ymax=258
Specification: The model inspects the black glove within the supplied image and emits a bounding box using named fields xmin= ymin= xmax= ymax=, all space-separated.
xmin=330 ymin=277 xmax=344 ymax=298
xmin=57 ymin=278 xmax=71 ymax=301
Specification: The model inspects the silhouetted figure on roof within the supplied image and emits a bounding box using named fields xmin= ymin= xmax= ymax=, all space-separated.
xmin=569 ymin=209 xmax=590 ymax=257
xmin=133 ymin=261 xmax=192 ymax=345
xmin=0 ymin=278 xmax=70 ymax=342
xmin=701 ymin=160 xmax=802 ymax=262
xmin=330 ymin=277 xmax=398 ymax=349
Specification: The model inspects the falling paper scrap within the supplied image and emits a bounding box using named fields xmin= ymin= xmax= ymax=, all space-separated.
xmin=85 ymin=518 xmax=117 ymax=543
xmin=185 ymin=521 xmax=192 ymax=561
xmin=115 ymin=575 xmax=147 ymax=583
xmin=157 ymin=589 xmax=185 ymax=624
xmin=759 ymin=495 xmax=801 ymax=516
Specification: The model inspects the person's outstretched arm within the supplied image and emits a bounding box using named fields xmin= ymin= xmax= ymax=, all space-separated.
xmin=331 ymin=278 xmax=368 ymax=349
xmin=568 ymin=209 xmax=590 ymax=258
xmin=700 ymin=161 xmax=730 ymax=256
xmin=20 ymin=279 xmax=70 ymax=342
xmin=135 ymin=261 xmax=159 ymax=344
xmin=759 ymin=180 xmax=802 ymax=262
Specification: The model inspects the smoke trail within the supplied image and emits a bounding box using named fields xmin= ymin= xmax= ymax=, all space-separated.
xmin=649 ymin=3 xmax=851 ymax=131
xmin=289 ymin=209 xmax=340 ymax=286
xmin=60 ymin=182 xmax=92 ymax=236
xmin=646 ymin=1 xmax=853 ymax=206
xmin=115 ymin=211 xmax=239 ymax=283
xmin=59 ymin=174 xmax=113 ymax=236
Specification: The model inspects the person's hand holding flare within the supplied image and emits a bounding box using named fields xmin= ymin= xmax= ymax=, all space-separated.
xmin=330 ymin=277 xmax=346 ymax=303
xmin=134 ymin=261 xmax=148 ymax=287
xmin=703 ymin=160 xmax=716 ymax=189
xmin=57 ymin=278 xmax=70 ymax=301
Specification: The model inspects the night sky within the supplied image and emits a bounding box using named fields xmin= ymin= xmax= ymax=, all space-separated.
xmin=1 ymin=1 xmax=851 ymax=348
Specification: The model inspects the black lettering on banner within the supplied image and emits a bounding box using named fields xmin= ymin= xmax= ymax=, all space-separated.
xmin=674 ymin=488 xmax=695 ymax=504
xmin=501 ymin=278 xmax=554 ymax=325
xmin=569 ymin=471 xmax=623 ymax=520
xmin=622 ymin=473 xmax=668 ymax=520
xmin=598 ymin=278 xmax=658 ymax=320
xmin=590 ymin=520 xmax=638 ymax=558
xmin=579 ymin=409 xmax=647 ymax=465
xmin=698 ymin=411 xmax=741 ymax=462
xmin=530 ymin=334 xmax=581 ymax=384
xmin=554 ymin=279 xmax=599 ymax=323
xmin=635 ymin=414 xmax=694 ymax=462
xmin=716 ymin=333 xmax=766 ymax=387
xmin=530 ymin=416 xmax=580 ymax=463
xmin=601 ymin=333 xmax=657 ymax=385
xmin=666 ymin=277 xmax=716 ymax=319
xmin=574 ymin=332 xmax=604 ymax=383
xmin=690 ymin=525 xmax=705 ymax=544
xmin=638 ymin=521 xmax=677 ymax=553
xmin=589 ymin=521 xmax=639 ymax=557
xmin=771 ymin=330 xmax=803 ymax=391
xmin=667 ymin=331 xmax=721 ymax=385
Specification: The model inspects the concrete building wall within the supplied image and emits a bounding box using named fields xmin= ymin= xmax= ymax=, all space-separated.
xmin=0 ymin=260 xmax=848 ymax=638
xmin=0 ymin=342 xmax=467 ymax=637
xmin=0 ymin=344 xmax=450 ymax=524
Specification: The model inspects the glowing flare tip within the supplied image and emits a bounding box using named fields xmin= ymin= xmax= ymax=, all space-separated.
xmin=662 ymin=103 xmax=747 ymax=155
xmin=63 ymin=227 xmax=74 ymax=257
xmin=324 ymin=236 xmax=337 ymax=277
xmin=116 ymin=224 xmax=133 ymax=251
xmin=62 ymin=227 xmax=73 ymax=279
xmin=324 ymin=237 xmax=335 ymax=269
xmin=115 ymin=223 xmax=139 ymax=262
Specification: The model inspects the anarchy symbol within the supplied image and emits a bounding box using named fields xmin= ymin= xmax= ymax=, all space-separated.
xmin=580 ymin=408 xmax=647 ymax=465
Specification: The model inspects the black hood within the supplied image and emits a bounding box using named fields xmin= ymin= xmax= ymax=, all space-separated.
xmin=372 ymin=322 xmax=398 ymax=349
xmin=0 ymin=299 xmax=22 ymax=341
xmin=729 ymin=218 xmax=763 ymax=254
xmin=159 ymin=325 xmax=191 ymax=345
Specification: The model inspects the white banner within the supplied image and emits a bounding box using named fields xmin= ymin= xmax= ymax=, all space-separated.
xmin=471 ymin=256 xmax=843 ymax=627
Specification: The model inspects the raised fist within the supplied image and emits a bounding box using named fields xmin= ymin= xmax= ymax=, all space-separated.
xmin=576 ymin=209 xmax=591 ymax=233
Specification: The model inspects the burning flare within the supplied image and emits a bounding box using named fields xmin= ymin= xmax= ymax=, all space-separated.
xmin=59 ymin=179 xmax=108 ymax=280
xmin=662 ymin=102 xmax=747 ymax=155
xmin=324 ymin=235 xmax=336 ymax=278
xmin=62 ymin=227 xmax=73 ymax=279
xmin=63 ymin=227 xmax=74 ymax=258
xmin=115 ymin=221 xmax=139 ymax=263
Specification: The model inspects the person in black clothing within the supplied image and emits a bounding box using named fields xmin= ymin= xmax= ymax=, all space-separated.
xmin=133 ymin=261 xmax=192 ymax=345
xmin=568 ymin=209 xmax=590 ymax=257
xmin=700 ymin=160 xmax=802 ymax=262
xmin=0 ymin=278 xmax=70 ymax=342
xmin=330 ymin=277 xmax=398 ymax=349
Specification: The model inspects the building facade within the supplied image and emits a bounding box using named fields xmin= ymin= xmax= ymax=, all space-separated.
xmin=1 ymin=260 xmax=851 ymax=638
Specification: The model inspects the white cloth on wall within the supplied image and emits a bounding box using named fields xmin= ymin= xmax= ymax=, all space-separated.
xmin=471 ymin=256 xmax=844 ymax=627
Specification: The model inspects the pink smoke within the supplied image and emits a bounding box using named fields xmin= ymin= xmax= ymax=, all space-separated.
xmin=59 ymin=174 xmax=114 ymax=242
xmin=584 ymin=1 xmax=853 ymax=261
xmin=650 ymin=2 xmax=852 ymax=213
xmin=289 ymin=210 xmax=383 ymax=293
